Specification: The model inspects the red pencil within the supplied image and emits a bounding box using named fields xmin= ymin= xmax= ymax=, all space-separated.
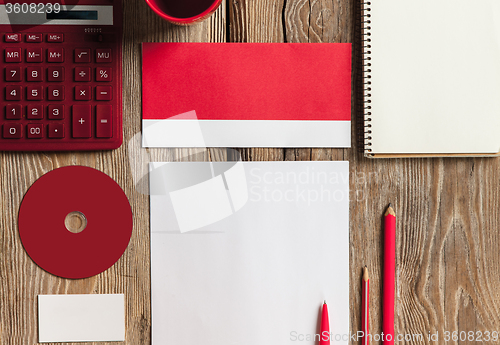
xmin=320 ymin=301 xmax=330 ymax=345
xmin=362 ymin=266 xmax=370 ymax=345
xmin=383 ymin=204 xmax=396 ymax=344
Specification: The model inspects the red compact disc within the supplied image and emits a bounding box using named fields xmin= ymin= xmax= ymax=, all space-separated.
xmin=19 ymin=166 xmax=133 ymax=279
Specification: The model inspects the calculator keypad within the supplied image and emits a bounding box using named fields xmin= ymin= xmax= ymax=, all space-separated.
xmin=2 ymin=30 xmax=120 ymax=149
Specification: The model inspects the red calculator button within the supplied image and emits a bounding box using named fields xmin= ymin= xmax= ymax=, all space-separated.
xmin=5 ymin=48 xmax=21 ymax=63
xmin=27 ymin=124 xmax=44 ymax=139
xmin=96 ymin=67 xmax=112 ymax=82
xmin=47 ymin=48 xmax=64 ymax=63
xmin=75 ymin=67 xmax=91 ymax=82
xmin=3 ymin=124 xmax=22 ymax=139
xmin=6 ymin=86 xmax=22 ymax=101
xmin=72 ymin=105 xmax=92 ymax=138
xmin=26 ymin=48 xmax=43 ymax=63
xmin=75 ymin=48 xmax=91 ymax=63
xmin=5 ymin=34 xmax=21 ymax=43
xmin=47 ymin=34 xmax=63 ymax=43
xmin=48 ymin=105 xmax=64 ymax=120
xmin=5 ymin=67 xmax=22 ymax=82
xmin=96 ymin=49 xmax=112 ymax=63
xmin=27 ymin=104 xmax=43 ymax=120
xmin=5 ymin=104 xmax=22 ymax=120
xmin=27 ymin=67 xmax=43 ymax=82
xmin=47 ymin=67 xmax=64 ymax=82
xmin=27 ymin=86 xmax=43 ymax=101
xmin=96 ymin=105 xmax=113 ymax=138
xmin=96 ymin=86 xmax=112 ymax=101
xmin=48 ymin=86 xmax=65 ymax=101
xmin=26 ymin=34 xmax=42 ymax=43
xmin=48 ymin=124 xmax=64 ymax=138
xmin=75 ymin=86 xmax=91 ymax=101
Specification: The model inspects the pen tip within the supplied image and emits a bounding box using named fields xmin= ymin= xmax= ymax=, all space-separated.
xmin=324 ymin=300 xmax=327 ymax=304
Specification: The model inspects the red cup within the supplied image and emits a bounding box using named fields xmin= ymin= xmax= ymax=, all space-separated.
xmin=145 ymin=0 xmax=223 ymax=25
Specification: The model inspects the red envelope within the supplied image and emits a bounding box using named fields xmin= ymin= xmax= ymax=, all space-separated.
xmin=142 ymin=43 xmax=351 ymax=147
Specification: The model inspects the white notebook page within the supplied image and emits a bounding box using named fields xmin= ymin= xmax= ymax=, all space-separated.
xmin=368 ymin=0 xmax=500 ymax=154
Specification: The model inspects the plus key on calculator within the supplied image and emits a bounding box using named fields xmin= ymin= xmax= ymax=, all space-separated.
xmin=1 ymin=1 xmax=123 ymax=151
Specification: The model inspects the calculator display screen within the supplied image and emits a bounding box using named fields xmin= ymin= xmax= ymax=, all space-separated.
xmin=46 ymin=10 xmax=98 ymax=21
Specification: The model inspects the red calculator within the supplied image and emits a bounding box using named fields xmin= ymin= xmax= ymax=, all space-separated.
xmin=1 ymin=0 xmax=122 ymax=151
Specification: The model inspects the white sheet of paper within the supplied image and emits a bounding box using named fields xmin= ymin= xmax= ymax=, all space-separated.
xmin=38 ymin=294 xmax=125 ymax=343
xmin=150 ymin=161 xmax=350 ymax=345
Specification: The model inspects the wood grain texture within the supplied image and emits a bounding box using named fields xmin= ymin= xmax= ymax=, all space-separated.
xmin=2 ymin=1 xmax=500 ymax=344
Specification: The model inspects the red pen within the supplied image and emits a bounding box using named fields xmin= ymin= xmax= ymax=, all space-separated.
xmin=320 ymin=301 xmax=330 ymax=345
xmin=383 ymin=204 xmax=396 ymax=344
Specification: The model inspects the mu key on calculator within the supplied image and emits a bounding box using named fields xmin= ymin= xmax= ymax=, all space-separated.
xmin=1 ymin=0 xmax=122 ymax=151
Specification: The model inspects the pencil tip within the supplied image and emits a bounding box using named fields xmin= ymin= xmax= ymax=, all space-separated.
xmin=363 ymin=266 xmax=369 ymax=280
xmin=388 ymin=203 xmax=392 ymax=208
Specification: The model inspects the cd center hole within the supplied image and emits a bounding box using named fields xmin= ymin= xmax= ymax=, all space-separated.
xmin=64 ymin=211 xmax=87 ymax=234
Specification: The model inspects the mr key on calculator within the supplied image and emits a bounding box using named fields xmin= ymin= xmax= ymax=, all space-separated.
xmin=1 ymin=0 xmax=123 ymax=151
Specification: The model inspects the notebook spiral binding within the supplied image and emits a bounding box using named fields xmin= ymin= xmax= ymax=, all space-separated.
xmin=361 ymin=1 xmax=373 ymax=155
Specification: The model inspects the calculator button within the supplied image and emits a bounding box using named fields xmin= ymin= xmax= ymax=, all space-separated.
xmin=48 ymin=105 xmax=64 ymax=119
xmin=48 ymin=86 xmax=65 ymax=101
xmin=75 ymin=67 xmax=91 ymax=82
xmin=27 ymin=105 xmax=43 ymax=120
xmin=26 ymin=48 xmax=43 ymax=63
xmin=27 ymin=86 xmax=43 ymax=101
xmin=26 ymin=34 xmax=42 ymax=43
xmin=5 ymin=104 xmax=22 ymax=120
xmin=96 ymin=67 xmax=112 ymax=82
xmin=47 ymin=48 xmax=64 ymax=63
xmin=96 ymin=49 xmax=112 ymax=63
xmin=75 ymin=48 xmax=91 ymax=63
xmin=47 ymin=67 xmax=64 ymax=82
xmin=27 ymin=124 xmax=43 ymax=139
xmin=96 ymin=86 xmax=113 ymax=101
xmin=5 ymin=48 xmax=21 ymax=63
xmin=48 ymin=124 xmax=64 ymax=138
xmin=75 ymin=86 xmax=91 ymax=101
xmin=5 ymin=34 xmax=21 ymax=43
xmin=72 ymin=105 xmax=92 ymax=138
xmin=47 ymin=34 xmax=63 ymax=43
xmin=6 ymin=86 xmax=22 ymax=101
xmin=5 ymin=67 xmax=22 ymax=82
xmin=27 ymin=67 xmax=43 ymax=82
xmin=3 ymin=124 xmax=22 ymax=139
xmin=96 ymin=105 xmax=113 ymax=138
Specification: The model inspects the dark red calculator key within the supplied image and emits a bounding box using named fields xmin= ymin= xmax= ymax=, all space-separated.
xmin=96 ymin=49 xmax=112 ymax=63
xmin=72 ymin=105 xmax=92 ymax=138
xmin=5 ymin=48 xmax=21 ymax=63
xmin=48 ymin=86 xmax=65 ymax=101
xmin=48 ymin=105 xmax=64 ymax=120
xmin=75 ymin=48 xmax=91 ymax=63
xmin=47 ymin=67 xmax=64 ymax=82
xmin=47 ymin=34 xmax=63 ymax=43
xmin=75 ymin=86 xmax=91 ymax=101
xmin=5 ymin=67 xmax=22 ymax=82
xmin=3 ymin=124 xmax=22 ymax=139
xmin=48 ymin=124 xmax=64 ymax=139
xmin=96 ymin=67 xmax=112 ymax=82
xmin=27 ymin=86 xmax=43 ymax=101
xmin=96 ymin=105 xmax=113 ymax=138
xmin=6 ymin=86 xmax=22 ymax=101
xmin=27 ymin=105 xmax=43 ymax=120
xmin=5 ymin=104 xmax=22 ymax=120
xmin=26 ymin=34 xmax=42 ymax=43
xmin=5 ymin=33 xmax=21 ymax=43
xmin=27 ymin=124 xmax=44 ymax=139
xmin=26 ymin=48 xmax=43 ymax=63
xmin=47 ymin=48 xmax=64 ymax=63
xmin=96 ymin=86 xmax=112 ymax=101
xmin=75 ymin=67 xmax=91 ymax=82
xmin=27 ymin=67 xmax=43 ymax=82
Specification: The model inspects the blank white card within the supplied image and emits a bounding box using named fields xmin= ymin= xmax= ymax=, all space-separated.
xmin=38 ymin=294 xmax=125 ymax=343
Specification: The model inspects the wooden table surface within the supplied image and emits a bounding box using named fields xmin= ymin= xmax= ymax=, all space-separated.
xmin=2 ymin=1 xmax=500 ymax=344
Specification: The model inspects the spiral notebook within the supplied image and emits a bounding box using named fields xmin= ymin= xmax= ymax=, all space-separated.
xmin=361 ymin=0 xmax=500 ymax=158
